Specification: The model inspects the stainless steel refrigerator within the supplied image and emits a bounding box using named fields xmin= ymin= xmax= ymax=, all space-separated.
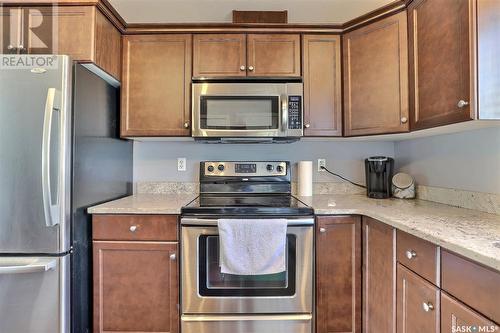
xmin=0 ymin=55 xmax=133 ymax=333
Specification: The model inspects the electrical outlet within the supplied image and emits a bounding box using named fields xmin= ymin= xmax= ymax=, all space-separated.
xmin=318 ymin=159 xmax=326 ymax=172
xmin=177 ymin=158 xmax=187 ymax=171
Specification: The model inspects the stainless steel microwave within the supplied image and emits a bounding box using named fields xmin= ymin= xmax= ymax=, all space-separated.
xmin=192 ymin=82 xmax=303 ymax=141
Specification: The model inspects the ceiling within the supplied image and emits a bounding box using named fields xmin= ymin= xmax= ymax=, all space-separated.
xmin=107 ymin=0 xmax=395 ymax=24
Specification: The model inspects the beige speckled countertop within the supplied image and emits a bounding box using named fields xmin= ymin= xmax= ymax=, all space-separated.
xmin=88 ymin=193 xmax=500 ymax=271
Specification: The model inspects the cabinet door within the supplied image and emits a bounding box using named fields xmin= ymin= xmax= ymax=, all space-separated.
xmin=25 ymin=6 xmax=94 ymax=60
xmin=408 ymin=0 xmax=474 ymax=130
xmin=122 ymin=34 xmax=192 ymax=137
xmin=94 ymin=9 xmax=121 ymax=80
xmin=193 ymin=34 xmax=246 ymax=78
xmin=93 ymin=241 xmax=179 ymax=333
xmin=316 ymin=216 xmax=361 ymax=333
xmin=343 ymin=11 xmax=409 ymax=136
xmin=0 ymin=7 xmax=23 ymax=53
xmin=362 ymin=217 xmax=396 ymax=333
xmin=302 ymin=35 xmax=342 ymax=136
xmin=441 ymin=293 xmax=498 ymax=333
xmin=396 ymin=264 xmax=440 ymax=333
xmin=247 ymin=34 xmax=301 ymax=77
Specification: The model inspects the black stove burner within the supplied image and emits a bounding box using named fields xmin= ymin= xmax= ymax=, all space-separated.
xmin=181 ymin=194 xmax=313 ymax=217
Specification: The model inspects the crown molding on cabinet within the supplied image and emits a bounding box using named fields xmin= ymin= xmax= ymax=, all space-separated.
xmin=0 ymin=0 xmax=408 ymax=35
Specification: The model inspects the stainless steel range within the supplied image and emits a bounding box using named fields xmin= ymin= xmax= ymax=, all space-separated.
xmin=181 ymin=161 xmax=314 ymax=333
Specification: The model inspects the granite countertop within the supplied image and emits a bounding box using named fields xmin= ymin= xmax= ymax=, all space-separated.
xmin=88 ymin=193 xmax=500 ymax=271
xmin=88 ymin=194 xmax=197 ymax=215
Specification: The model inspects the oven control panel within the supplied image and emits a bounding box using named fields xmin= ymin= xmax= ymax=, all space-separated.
xmin=204 ymin=161 xmax=287 ymax=177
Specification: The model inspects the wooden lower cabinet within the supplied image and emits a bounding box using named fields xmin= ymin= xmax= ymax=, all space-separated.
xmin=396 ymin=264 xmax=440 ymax=333
xmin=441 ymin=293 xmax=498 ymax=333
xmin=362 ymin=217 xmax=396 ymax=333
xmin=316 ymin=216 xmax=361 ymax=333
xmin=93 ymin=241 xmax=179 ymax=333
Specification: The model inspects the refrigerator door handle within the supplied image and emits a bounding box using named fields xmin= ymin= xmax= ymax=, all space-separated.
xmin=42 ymin=88 xmax=61 ymax=227
xmin=0 ymin=258 xmax=57 ymax=274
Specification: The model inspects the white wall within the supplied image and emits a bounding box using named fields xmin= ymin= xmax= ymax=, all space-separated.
xmin=133 ymin=140 xmax=395 ymax=184
xmin=395 ymin=127 xmax=500 ymax=194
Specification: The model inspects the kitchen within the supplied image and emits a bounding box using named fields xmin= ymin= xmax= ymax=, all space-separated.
xmin=0 ymin=0 xmax=499 ymax=333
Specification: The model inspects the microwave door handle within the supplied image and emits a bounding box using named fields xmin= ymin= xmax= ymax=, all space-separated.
xmin=281 ymin=96 xmax=288 ymax=132
xmin=42 ymin=88 xmax=61 ymax=227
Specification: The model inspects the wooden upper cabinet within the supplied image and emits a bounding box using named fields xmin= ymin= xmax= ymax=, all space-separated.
xmin=477 ymin=0 xmax=500 ymax=119
xmin=302 ymin=35 xmax=342 ymax=136
xmin=93 ymin=241 xmax=179 ymax=333
xmin=193 ymin=34 xmax=246 ymax=77
xmin=1 ymin=6 xmax=121 ymax=80
xmin=397 ymin=264 xmax=440 ymax=333
xmin=121 ymin=34 xmax=192 ymax=137
xmin=316 ymin=216 xmax=361 ymax=333
xmin=441 ymin=293 xmax=498 ymax=333
xmin=343 ymin=11 xmax=409 ymax=136
xmin=247 ymin=34 xmax=301 ymax=77
xmin=362 ymin=217 xmax=396 ymax=333
xmin=408 ymin=0 xmax=474 ymax=130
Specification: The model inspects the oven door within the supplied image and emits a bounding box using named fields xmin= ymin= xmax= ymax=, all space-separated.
xmin=181 ymin=220 xmax=313 ymax=314
xmin=192 ymin=83 xmax=303 ymax=138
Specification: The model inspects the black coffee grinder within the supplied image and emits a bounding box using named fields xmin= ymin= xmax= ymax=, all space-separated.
xmin=365 ymin=156 xmax=394 ymax=199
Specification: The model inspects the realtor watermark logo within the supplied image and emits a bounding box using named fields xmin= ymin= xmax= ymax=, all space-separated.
xmin=1 ymin=5 xmax=59 ymax=69
xmin=452 ymin=325 xmax=499 ymax=333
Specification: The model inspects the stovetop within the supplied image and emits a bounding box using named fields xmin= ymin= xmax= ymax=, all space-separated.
xmin=181 ymin=194 xmax=314 ymax=217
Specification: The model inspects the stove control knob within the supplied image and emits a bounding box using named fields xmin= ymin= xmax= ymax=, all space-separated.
xmin=218 ymin=164 xmax=225 ymax=171
xmin=276 ymin=165 xmax=284 ymax=173
xmin=266 ymin=164 xmax=274 ymax=172
xmin=207 ymin=165 xmax=214 ymax=172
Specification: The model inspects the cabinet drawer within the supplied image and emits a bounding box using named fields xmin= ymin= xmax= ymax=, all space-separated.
xmin=397 ymin=231 xmax=440 ymax=285
xmin=93 ymin=215 xmax=178 ymax=241
xmin=442 ymin=250 xmax=500 ymax=323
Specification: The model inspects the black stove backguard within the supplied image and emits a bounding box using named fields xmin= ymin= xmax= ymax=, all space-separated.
xmin=199 ymin=161 xmax=292 ymax=195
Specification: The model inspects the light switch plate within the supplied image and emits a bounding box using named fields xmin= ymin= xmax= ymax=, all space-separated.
xmin=177 ymin=158 xmax=187 ymax=171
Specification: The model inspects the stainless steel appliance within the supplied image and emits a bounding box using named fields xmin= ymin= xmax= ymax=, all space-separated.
xmin=192 ymin=83 xmax=304 ymax=142
xmin=0 ymin=55 xmax=133 ymax=333
xmin=181 ymin=161 xmax=314 ymax=333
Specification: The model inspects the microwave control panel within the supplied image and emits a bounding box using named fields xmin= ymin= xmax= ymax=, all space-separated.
xmin=288 ymin=96 xmax=302 ymax=130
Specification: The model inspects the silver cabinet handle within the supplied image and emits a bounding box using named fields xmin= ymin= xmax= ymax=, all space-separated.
xmin=457 ymin=100 xmax=469 ymax=108
xmin=42 ymin=88 xmax=61 ymax=227
xmin=184 ymin=121 xmax=190 ymax=129
xmin=170 ymin=253 xmax=176 ymax=261
xmin=406 ymin=250 xmax=417 ymax=259
xmin=401 ymin=116 xmax=408 ymax=124
xmin=319 ymin=227 xmax=326 ymax=233
xmin=248 ymin=66 xmax=254 ymax=71
xmin=129 ymin=225 xmax=137 ymax=232
xmin=422 ymin=302 xmax=434 ymax=312
xmin=0 ymin=258 xmax=56 ymax=275
xmin=304 ymin=124 xmax=310 ymax=128
xmin=240 ymin=65 xmax=246 ymax=71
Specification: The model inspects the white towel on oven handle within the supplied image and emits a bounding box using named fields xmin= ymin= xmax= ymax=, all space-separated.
xmin=217 ymin=218 xmax=287 ymax=275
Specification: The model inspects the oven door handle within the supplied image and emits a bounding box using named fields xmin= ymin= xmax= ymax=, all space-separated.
xmin=181 ymin=314 xmax=313 ymax=322
xmin=181 ymin=217 xmax=314 ymax=226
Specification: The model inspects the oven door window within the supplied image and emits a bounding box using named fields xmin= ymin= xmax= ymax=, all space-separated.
xmin=199 ymin=235 xmax=296 ymax=297
xmin=200 ymin=96 xmax=280 ymax=130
